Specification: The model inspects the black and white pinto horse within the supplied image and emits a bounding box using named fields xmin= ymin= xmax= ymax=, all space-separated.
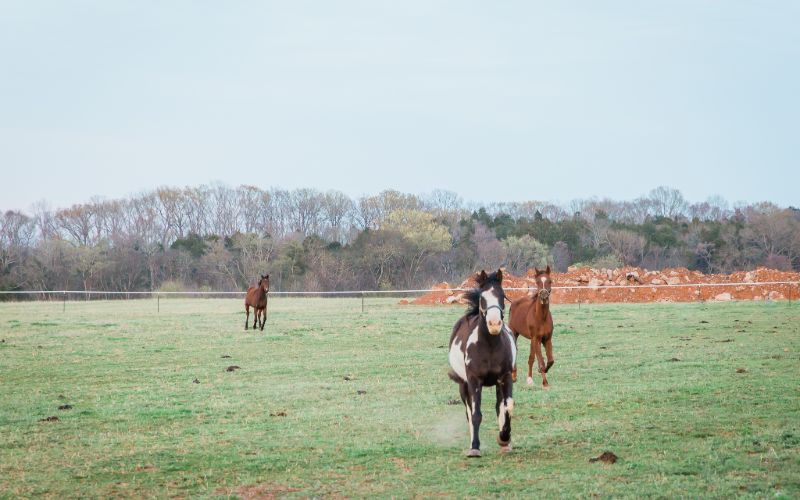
xmin=448 ymin=269 xmax=517 ymax=457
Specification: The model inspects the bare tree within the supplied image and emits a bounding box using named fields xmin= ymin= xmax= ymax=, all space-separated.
xmin=266 ymin=188 xmax=292 ymax=237
xmin=648 ymin=186 xmax=688 ymax=220
xmin=0 ymin=210 xmax=36 ymax=286
xmin=355 ymin=195 xmax=381 ymax=230
xmin=210 ymin=184 xmax=241 ymax=236
xmin=321 ymin=190 xmax=355 ymax=243
xmin=287 ymin=188 xmax=324 ymax=236
xmin=741 ymin=204 xmax=799 ymax=266
xmin=237 ymin=185 xmax=270 ymax=234
xmin=184 ymin=186 xmax=210 ymax=236
xmin=155 ymin=187 xmax=188 ymax=243
xmin=230 ymin=233 xmax=277 ymax=285
xmin=551 ymin=241 xmax=571 ymax=271
xmin=471 ymin=222 xmax=505 ymax=271
xmin=55 ymin=203 xmax=97 ymax=246
xmin=607 ymin=229 xmax=647 ymax=266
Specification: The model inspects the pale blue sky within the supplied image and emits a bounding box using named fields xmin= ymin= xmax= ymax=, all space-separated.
xmin=1 ymin=1 xmax=798 ymax=212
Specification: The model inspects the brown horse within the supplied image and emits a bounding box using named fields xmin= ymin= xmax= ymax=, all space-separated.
xmin=508 ymin=266 xmax=554 ymax=389
xmin=245 ymin=274 xmax=270 ymax=331
xmin=448 ymin=269 xmax=516 ymax=457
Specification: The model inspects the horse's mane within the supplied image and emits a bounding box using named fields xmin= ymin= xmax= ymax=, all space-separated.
xmin=462 ymin=270 xmax=503 ymax=317
xmin=463 ymin=289 xmax=482 ymax=317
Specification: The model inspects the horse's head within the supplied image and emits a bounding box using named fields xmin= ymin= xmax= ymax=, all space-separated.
xmin=533 ymin=266 xmax=552 ymax=305
xmin=475 ymin=269 xmax=506 ymax=335
xmin=259 ymin=274 xmax=270 ymax=293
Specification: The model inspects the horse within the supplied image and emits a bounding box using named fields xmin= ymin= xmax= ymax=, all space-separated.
xmin=244 ymin=274 xmax=270 ymax=331
xmin=508 ymin=266 xmax=554 ymax=388
xmin=447 ymin=269 xmax=517 ymax=457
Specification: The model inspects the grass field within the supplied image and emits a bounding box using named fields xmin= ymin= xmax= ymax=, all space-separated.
xmin=1 ymin=297 xmax=798 ymax=498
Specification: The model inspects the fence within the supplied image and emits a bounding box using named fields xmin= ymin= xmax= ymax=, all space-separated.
xmin=0 ymin=281 xmax=797 ymax=312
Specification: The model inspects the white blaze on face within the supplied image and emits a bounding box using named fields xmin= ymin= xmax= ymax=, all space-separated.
xmin=448 ymin=338 xmax=467 ymax=382
xmin=482 ymin=289 xmax=503 ymax=335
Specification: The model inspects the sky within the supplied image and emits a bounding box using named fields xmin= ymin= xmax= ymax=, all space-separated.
xmin=1 ymin=1 xmax=798 ymax=212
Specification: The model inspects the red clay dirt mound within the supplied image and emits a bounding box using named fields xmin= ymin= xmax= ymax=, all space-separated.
xmin=414 ymin=267 xmax=800 ymax=305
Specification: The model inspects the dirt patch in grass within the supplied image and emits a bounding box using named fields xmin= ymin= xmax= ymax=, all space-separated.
xmin=226 ymin=365 xmax=240 ymax=372
xmin=589 ymin=451 xmax=619 ymax=464
xmin=39 ymin=416 xmax=59 ymax=422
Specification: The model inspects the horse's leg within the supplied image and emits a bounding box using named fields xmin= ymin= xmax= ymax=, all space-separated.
xmin=457 ymin=381 xmax=476 ymax=456
xmin=544 ymin=336 xmax=555 ymax=373
xmin=495 ymin=373 xmax=513 ymax=451
xmin=259 ymin=307 xmax=265 ymax=331
xmin=511 ymin=332 xmax=519 ymax=382
xmin=252 ymin=306 xmax=258 ymax=329
xmin=532 ymin=337 xmax=550 ymax=390
xmin=244 ymin=304 xmax=250 ymax=330
xmin=466 ymin=379 xmax=483 ymax=457
xmin=526 ymin=338 xmax=536 ymax=386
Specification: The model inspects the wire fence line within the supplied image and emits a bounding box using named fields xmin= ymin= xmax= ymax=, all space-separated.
xmin=1 ymin=282 xmax=796 ymax=314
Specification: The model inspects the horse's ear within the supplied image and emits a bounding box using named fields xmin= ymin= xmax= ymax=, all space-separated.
xmin=476 ymin=270 xmax=488 ymax=285
xmin=496 ymin=268 xmax=503 ymax=282
xmin=534 ymin=267 xmax=540 ymax=275
xmin=545 ymin=265 xmax=551 ymax=274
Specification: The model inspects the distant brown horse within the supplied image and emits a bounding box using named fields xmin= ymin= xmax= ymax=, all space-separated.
xmin=448 ymin=269 xmax=516 ymax=457
xmin=508 ymin=266 xmax=554 ymax=389
xmin=245 ymin=274 xmax=270 ymax=331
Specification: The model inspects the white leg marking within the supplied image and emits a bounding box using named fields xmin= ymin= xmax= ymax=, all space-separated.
xmin=527 ymin=376 xmax=534 ymax=386
xmin=498 ymin=399 xmax=507 ymax=429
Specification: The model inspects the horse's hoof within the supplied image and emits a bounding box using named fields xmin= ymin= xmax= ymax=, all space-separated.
xmin=545 ymin=361 xmax=554 ymax=373
xmin=466 ymin=449 xmax=481 ymax=458
xmin=542 ymin=384 xmax=551 ymax=391
xmin=496 ymin=435 xmax=511 ymax=447
xmin=499 ymin=445 xmax=513 ymax=454
xmin=526 ymin=377 xmax=534 ymax=386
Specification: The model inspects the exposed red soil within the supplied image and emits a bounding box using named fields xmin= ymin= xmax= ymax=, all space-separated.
xmin=414 ymin=267 xmax=800 ymax=305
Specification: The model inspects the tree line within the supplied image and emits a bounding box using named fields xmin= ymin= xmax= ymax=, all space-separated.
xmin=1 ymin=185 xmax=798 ymax=294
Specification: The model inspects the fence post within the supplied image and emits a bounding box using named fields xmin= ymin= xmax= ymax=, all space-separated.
xmin=157 ymin=293 xmax=160 ymax=313
xmin=63 ymin=291 xmax=66 ymax=312
xmin=361 ymin=292 xmax=365 ymax=313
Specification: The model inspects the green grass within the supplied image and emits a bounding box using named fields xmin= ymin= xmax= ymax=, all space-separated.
xmin=0 ymin=298 xmax=798 ymax=498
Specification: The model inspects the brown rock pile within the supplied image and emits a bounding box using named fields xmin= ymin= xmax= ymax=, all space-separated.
xmin=413 ymin=267 xmax=800 ymax=305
